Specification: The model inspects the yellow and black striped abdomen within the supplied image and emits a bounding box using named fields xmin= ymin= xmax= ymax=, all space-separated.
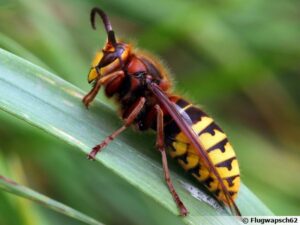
xmin=164 ymin=97 xmax=240 ymax=203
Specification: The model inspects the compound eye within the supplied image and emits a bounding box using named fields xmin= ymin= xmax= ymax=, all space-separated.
xmin=98 ymin=52 xmax=117 ymax=68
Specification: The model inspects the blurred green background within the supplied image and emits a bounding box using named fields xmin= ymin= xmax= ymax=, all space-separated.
xmin=0 ymin=0 xmax=300 ymax=224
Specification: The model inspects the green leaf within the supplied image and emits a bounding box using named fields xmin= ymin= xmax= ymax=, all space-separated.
xmin=0 ymin=48 xmax=273 ymax=225
xmin=0 ymin=175 xmax=104 ymax=225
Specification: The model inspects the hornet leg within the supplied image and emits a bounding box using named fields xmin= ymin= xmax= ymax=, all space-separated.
xmin=87 ymin=97 xmax=146 ymax=160
xmin=155 ymin=104 xmax=188 ymax=216
xmin=83 ymin=70 xmax=124 ymax=108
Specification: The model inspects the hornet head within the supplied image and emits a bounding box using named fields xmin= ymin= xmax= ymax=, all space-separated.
xmin=87 ymin=7 xmax=131 ymax=83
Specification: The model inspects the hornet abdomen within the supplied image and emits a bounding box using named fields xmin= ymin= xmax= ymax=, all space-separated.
xmin=164 ymin=97 xmax=240 ymax=203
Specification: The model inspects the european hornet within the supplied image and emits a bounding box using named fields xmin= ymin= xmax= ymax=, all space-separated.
xmin=83 ymin=7 xmax=241 ymax=217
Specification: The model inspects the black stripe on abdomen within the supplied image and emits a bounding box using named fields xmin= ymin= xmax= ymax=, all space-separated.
xmin=207 ymin=138 xmax=228 ymax=153
xmin=184 ymin=106 xmax=207 ymax=124
xmin=198 ymin=121 xmax=223 ymax=136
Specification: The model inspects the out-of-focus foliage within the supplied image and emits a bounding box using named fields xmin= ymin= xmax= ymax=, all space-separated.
xmin=0 ymin=0 xmax=299 ymax=224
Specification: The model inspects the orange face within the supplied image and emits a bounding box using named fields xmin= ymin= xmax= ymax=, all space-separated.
xmin=88 ymin=42 xmax=131 ymax=83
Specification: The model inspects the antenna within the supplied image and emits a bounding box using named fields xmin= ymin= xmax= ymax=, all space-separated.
xmin=90 ymin=7 xmax=117 ymax=45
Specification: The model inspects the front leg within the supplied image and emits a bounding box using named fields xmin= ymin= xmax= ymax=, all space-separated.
xmin=82 ymin=76 xmax=102 ymax=108
xmin=155 ymin=105 xmax=188 ymax=216
xmin=82 ymin=70 xmax=124 ymax=108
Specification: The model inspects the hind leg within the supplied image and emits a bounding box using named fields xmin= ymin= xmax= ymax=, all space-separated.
xmin=155 ymin=104 xmax=188 ymax=216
